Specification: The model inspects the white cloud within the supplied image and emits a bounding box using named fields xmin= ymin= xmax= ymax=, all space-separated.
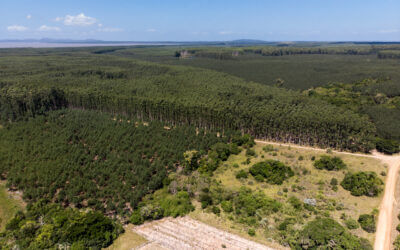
xmin=56 ymin=13 xmax=97 ymax=26
xmin=379 ymin=29 xmax=399 ymax=34
xmin=98 ymin=23 xmax=103 ymax=27
xmin=219 ymin=31 xmax=233 ymax=35
xmin=38 ymin=25 xmax=61 ymax=31
xmin=98 ymin=27 xmax=123 ymax=32
xmin=146 ymin=28 xmax=157 ymax=32
xmin=26 ymin=14 xmax=32 ymax=20
xmin=7 ymin=25 xmax=28 ymax=31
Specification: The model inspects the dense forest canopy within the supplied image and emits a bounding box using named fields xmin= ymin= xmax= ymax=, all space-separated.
xmin=0 ymin=51 xmax=377 ymax=151
xmin=0 ymin=109 xmax=227 ymax=217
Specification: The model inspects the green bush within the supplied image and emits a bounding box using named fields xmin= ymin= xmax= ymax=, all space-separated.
xmin=235 ymin=170 xmax=248 ymax=179
xmin=249 ymin=160 xmax=294 ymax=185
xmin=160 ymin=191 xmax=194 ymax=218
xmin=262 ymin=145 xmax=274 ymax=152
xmin=341 ymin=172 xmax=383 ymax=197
xmin=212 ymin=206 xmax=221 ymax=215
xmin=245 ymin=148 xmax=256 ymax=157
xmin=288 ymin=196 xmax=302 ymax=210
xmin=248 ymin=228 xmax=256 ymax=236
xmin=394 ymin=235 xmax=400 ymax=250
xmin=358 ymin=214 xmax=376 ymax=233
xmin=130 ymin=210 xmax=144 ymax=225
xmin=330 ymin=177 xmax=338 ymax=186
xmin=295 ymin=218 xmax=371 ymax=249
xmin=233 ymin=163 xmax=239 ymax=168
xmin=345 ymin=219 xmax=359 ymax=230
xmin=232 ymin=134 xmax=255 ymax=148
xmin=221 ymin=201 xmax=233 ymax=213
xmin=313 ymin=155 xmax=346 ymax=171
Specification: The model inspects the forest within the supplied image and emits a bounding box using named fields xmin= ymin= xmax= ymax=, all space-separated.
xmin=0 ymin=44 xmax=399 ymax=249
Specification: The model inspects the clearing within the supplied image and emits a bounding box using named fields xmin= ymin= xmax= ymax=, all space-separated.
xmin=0 ymin=181 xmax=25 ymax=230
xmin=133 ymin=216 xmax=272 ymax=250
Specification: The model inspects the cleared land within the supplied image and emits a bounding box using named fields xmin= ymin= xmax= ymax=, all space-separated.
xmin=208 ymin=141 xmax=386 ymax=246
xmin=0 ymin=182 xmax=25 ymax=230
xmin=133 ymin=216 xmax=272 ymax=250
xmin=105 ymin=224 xmax=148 ymax=250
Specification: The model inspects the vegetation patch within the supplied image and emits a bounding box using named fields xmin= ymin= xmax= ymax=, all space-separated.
xmin=249 ymin=160 xmax=294 ymax=184
xmin=341 ymin=172 xmax=383 ymax=197
xmin=313 ymin=155 xmax=347 ymax=171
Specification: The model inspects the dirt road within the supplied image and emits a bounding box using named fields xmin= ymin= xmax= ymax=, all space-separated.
xmin=255 ymin=140 xmax=400 ymax=250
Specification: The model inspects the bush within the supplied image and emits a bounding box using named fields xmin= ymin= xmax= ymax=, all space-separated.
xmin=245 ymin=148 xmax=256 ymax=157
xmin=295 ymin=218 xmax=371 ymax=249
xmin=330 ymin=178 xmax=338 ymax=186
xmin=160 ymin=191 xmax=194 ymax=218
xmin=397 ymin=224 xmax=400 ymax=232
xmin=248 ymin=228 xmax=256 ymax=236
xmin=313 ymin=155 xmax=346 ymax=171
xmin=358 ymin=214 xmax=376 ymax=233
xmin=249 ymin=160 xmax=294 ymax=185
xmin=235 ymin=170 xmax=248 ymax=179
xmin=394 ymin=235 xmax=400 ymax=249
xmin=262 ymin=145 xmax=274 ymax=152
xmin=288 ymin=196 xmax=302 ymax=210
xmin=376 ymin=138 xmax=400 ymax=155
xmin=221 ymin=201 xmax=233 ymax=213
xmin=200 ymin=193 xmax=213 ymax=208
xmin=233 ymin=163 xmax=239 ymax=168
xmin=232 ymin=134 xmax=255 ymax=148
xmin=212 ymin=206 xmax=221 ymax=215
xmin=341 ymin=172 xmax=383 ymax=197
xmin=345 ymin=219 xmax=359 ymax=230
xmin=130 ymin=210 xmax=144 ymax=225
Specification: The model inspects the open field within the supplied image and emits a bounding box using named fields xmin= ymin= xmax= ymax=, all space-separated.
xmin=211 ymin=141 xmax=386 ymax=244
xmin=0 ymin=182 xmax=25 ymax=230
xmin=133 ymin=216 xmax=272 ymax=250
xmin=105 ymin=224 xmax=148 ymax=250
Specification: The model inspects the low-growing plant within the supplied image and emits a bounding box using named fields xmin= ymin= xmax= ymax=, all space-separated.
xmin=249 ymin=160 xmax=294 ymax=185
xmin=345 ymin=219 xmax=359 ymax=230
xmin=358 ymin=214 xmax=376 ymax=233
xmin=341 ymin=172 xmax=383 ymax=197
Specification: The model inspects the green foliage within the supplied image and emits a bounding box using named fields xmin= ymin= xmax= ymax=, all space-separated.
xmin=235 ymin=170 xmax=248 ymax=179
xmin=160 ymin=191 xmax=194 ymax=218
xmin=130 ymin=210 xmax=144 ymax=225
xmin=249 ymin=160 xmax=294 ymax=185
xmin=313 ymin=155 xmax=346 ymax=171
xmin=0 ymin=110 xmax=224 ymax=217
xmin=358 ymin=214 xmax=376 ymax=233
xmin=330 ymin=178 xmax=338 ymax=186
xmin=0 ymin=200 xmax=123 ymax=249
xmin=344 ymin=219 xmax=360 ymax=230
xmin=394 ymin=235 xmax=400 ymax=250
xmin=288 ymin=196 xmax=302 ymax=210
xmin=341 ymin=172 xmax=383 ymax=197
xmin=247 ymin=228 xmax=256 ymax=236
xmin=221 ymin=201 xmax=233 ymax=213
xmin=262 ymin=145 xmax=274 ymax=152
xmin=212 ymin=206 xmax=221 ymax=215
xmin=245 ymin=148 xmax=256 ymax=157
xmin=376 ymin=138 xmax=400 ymax=154
xmin=0 ymin=51 xmax=377 ymax=152
xmin=295 ymin=218 xmax=371 ymax=249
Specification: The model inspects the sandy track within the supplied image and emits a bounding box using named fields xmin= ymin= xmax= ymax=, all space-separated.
xmin=255 ymin=140 xmax=400 ymax=250
xmin=133 ymin=216 xmax=272 ymax=250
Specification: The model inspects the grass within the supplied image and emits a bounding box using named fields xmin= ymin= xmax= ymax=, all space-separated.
xmin=105 ymin=224 xmax=148 ymax=250
xmin=0 ymin=182 xmax=25 ymax=231
xmin=203 ymin=142 xmax=385 ymax=245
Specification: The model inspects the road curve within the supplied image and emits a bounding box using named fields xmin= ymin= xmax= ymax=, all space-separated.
xmin=254 ymin=140 xmax=400 ymax=250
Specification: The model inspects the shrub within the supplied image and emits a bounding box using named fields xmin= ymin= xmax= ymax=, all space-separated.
xmin=246 ymin=148 xmax=256 ymax=157
xmin=249 ymin=160 xmax=294 ymax=185
xmin=232 ymin=134 xmax=255 ymax=148
xmin=376 ymin=138 xmax=400 ymax=155
xmin=160 ymin=191 xmax=194 ymax=218
xmin=235 ymin=170 xmax=248 ymax=179
xmin=288 ymin=196 xmax=302 ymax=210
xmin=295 ymin=218 xmax=371 ymax=249
xmin=341 ymin=172 xmax=383 ymax=197
xmin=212 ymin=206 xmax=221 ymax=215
xmin=130 ymin=210 xmax=144 ymax=225
xmin=358 ymin=214 xmax=376 ymax=233
xmin=248 ymin=228 xmax=256 ymax=236
xmin=330 ymin=178 xmax=338 ymax=186
xmin=278 ymin=218 xmax=295 ymax=231
xmin=298 ymin=156 xmax=304 ymax=161
xmin=397 ymin=224 xmax=400 ymax=232
xmin=221 ymin=201 xmax=233 ymax=213
xmin=313 ymin=155 xmax=346 ymax=171
xmin=394 ymin=235 xmax=400 ymax=249
xmin=200 ymin=193 xmax=213 ymax=208
xmin=233 ymin=163 xmax=239 ymax=168
xmin=262 ymin=145 xmax=274 ymax=152
xmin=345 ymin=219 xmax=359 ymax=230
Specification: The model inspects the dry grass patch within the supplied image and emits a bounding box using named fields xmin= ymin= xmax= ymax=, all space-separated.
xmin=0 ymin=181 xmax=25 ymax=231
xmin=105 ymin=224 xmax=147 ymax=250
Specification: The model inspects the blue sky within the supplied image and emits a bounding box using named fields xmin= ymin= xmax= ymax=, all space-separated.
xmin=1 ymin=0 xmax=399 ymax=41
